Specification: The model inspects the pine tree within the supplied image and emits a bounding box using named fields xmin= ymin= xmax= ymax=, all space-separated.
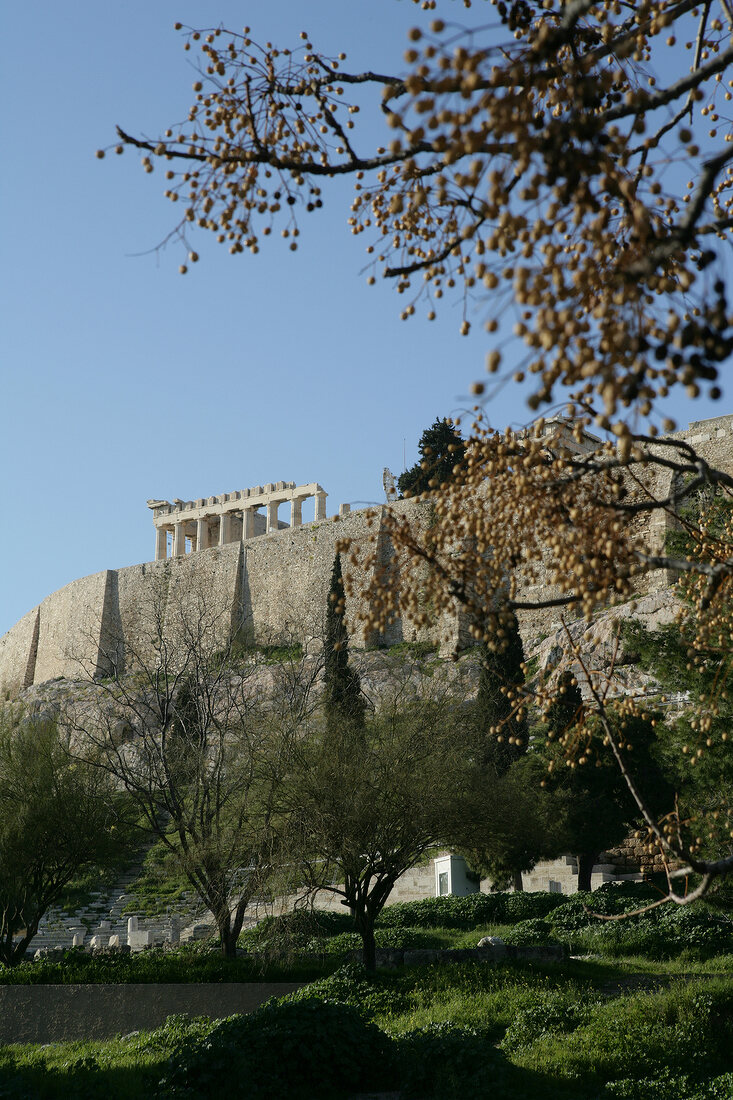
xmin=397 ymin=418 xmax=465 ymax=499
xmin=324 ymin=553 xmax=365 ymax=733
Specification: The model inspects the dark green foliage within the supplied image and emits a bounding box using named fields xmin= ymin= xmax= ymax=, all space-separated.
xmin=323 ymin=553 xmax=365 ymax=732
xmin=665 ymin=483 xmax=733 ymax=559
xmin=623 ymin=618 xmax=733 ymax=857
xmin=308 ymin=927 xmax=440 ymax=955
xmin=2 ymin=950 xmax=733 ymax=1099
xmin=502 ymin=919 xmax=557 ymax=947
xmin=502 ymin=890 xmax=571 ymax=922
xmin=238 ymin=908 xmax=355 ymax=952
xmin=0 ymin=713 xmax=134 ymax=967
xmin=286 ymin=960 xmax=411 ymax=1017
xmin=500 ymin=988 xmax=600 ymax=1052
xmin=548 ymin=881 xmax=661 ymax=932
xmin=474 ymin=611 xmax=527 ymax=774
xmin=458 ymin=614 xmax=545 ymax=888
xmin=396 ymin=1023 xmax=512 ymax=1100
xmin=457 ymin=755 xmax=562 ymax=890
xmin=605 ymin=1070 xmax=733 ymax=1100
xmin=376 ymin=891 xmax=567 ymax=930
xmin=397 ymin=417 xmax=466 ymax=498
xmin=293 ymin=693 xmax=459 ymax=969
xmin=238 ymin=911 xmax=440 ymax=958
xmin=546 ymin=883 xmax=733 ymax=959
xmin=0 ymin=945 xmax=328 ymax=986
xmin=546 ymin=670 xmax=583 ymax=736
xmin=159 ymin=998 xmax=394 ymax=1099
xmin=539 ymin=709 xmax=672 ymax=891
xmin=231 ymin=639 xmax=303 ymax=663
xmin=531 ymin=986 xmax=733 ymax=1083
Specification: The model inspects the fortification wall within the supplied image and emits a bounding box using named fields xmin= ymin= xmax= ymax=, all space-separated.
xmin=1 ymin=415 xmax=730 ymax=695
xmin=0 ymin=507 xmax=429 ymax=694
xmin=0 ymin=607 xmax=40 ymax=696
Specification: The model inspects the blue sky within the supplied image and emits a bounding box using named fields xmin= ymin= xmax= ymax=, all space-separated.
xmin=1 ymin=1 xmax=726 ymax=639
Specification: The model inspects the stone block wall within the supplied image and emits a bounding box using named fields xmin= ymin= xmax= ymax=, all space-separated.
xmin=0 ymin=983 xmax=307 ymax=1045
xmin=1 ymin=415 xmax=731 ymax=694
xmin=0 ymin=606 xmax=40 ymax=696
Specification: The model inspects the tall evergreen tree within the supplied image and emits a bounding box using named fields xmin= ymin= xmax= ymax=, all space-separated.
xmin=546 ymin=669 xmax=583 ymax=739
xmin=324 ymin=553 xmax=365 ymax=733
xmin=539 ymin=690 xmax=671 ymax=892
xmin=397 ymin=418 xmax=466 ymax=498
xmin=464 ymin=611 xmax=529 ymax=890
xmin=474 ymin=610 xmax=527 ymax=776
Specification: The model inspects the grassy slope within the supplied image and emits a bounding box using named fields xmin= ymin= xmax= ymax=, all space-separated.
xmin=2 ymin=889 xmax=733 ymax=1099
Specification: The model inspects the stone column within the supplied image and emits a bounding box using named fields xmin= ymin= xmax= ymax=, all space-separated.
xmin=242 ymin=507 xmax=255 ymax=540
xmin=219 ymin=513 xmax=232 ymax=546
xmin=196 ymin=518 xmax=208 ymax=552
xmin=315 ymin=491 xmax=327 ymax=521
xmin=290 ymin=497 xmax=303 ymax=528
xmin=339 ymin=503 xmax=351 ymax=517
xmin=173 ymin=523 xmax=185 ymax=557
xmin=155 ymin=526 xmax=167 ymax=561
xmin=266 ymin=501 xmax=279 ymax=533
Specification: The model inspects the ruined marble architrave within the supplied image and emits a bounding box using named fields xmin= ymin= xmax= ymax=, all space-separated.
xmin=147 ymin=480 xmax=332 ymax=561
xmin=1 ymin=414 xmax=732 ymax=697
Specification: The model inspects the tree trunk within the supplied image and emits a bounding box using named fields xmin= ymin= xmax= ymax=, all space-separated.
xmin=221 ymin=931 xmax=238 ymax=959
xmin=576 ymin=852 xmax=598 ymax=893
xmin=357 ymin=916 xmax=377 ymax=972
xmin=352 ymin=902 xmax=376 ymax=972
xmin=216 ymin=909 xmax=238 ymax=958
xmin=512 ymin=869 xmax=524 ymax=892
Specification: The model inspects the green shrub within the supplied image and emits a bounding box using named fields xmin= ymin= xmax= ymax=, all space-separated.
xmin=502 ymin=919 xmax=558 ymax=947
xmin=553 ymin=897 xmax=733 ymax=959
xmin=549 ymin=883 xmax=660 ymax=935
xmin=654 ymin=905 xmax=733 ymax=950
xmin=515 ymin=986 xmax=733 ymax=1085
xmin=603 ymin=1068 xmax=731 ymax=1100
xmin=502 ymin=892 xmax=568 ymax=922
xmin=566 ymin=923 xmax=673 ymax=960
xmin=307 ymin=926 xmax=440 ymax=955
xmin=396 ymin=1022 xmax=502 ymax=1099
xmin=501 ymin=989 xmax=601 ymax=1052
xmin=0 ymin=945 xmax=327 ymax=985
xmin=158 ymin=998 xmax=394 ymax=1098
xmin=376 ymin=891 xmax=567 ymax=932
xmin=286 ymin=960 xmax=410 ymax=1018
xmin=239 ymin=908 xmax=354 ymax=952
xmin=376 ymin=894 xmax=504 ymax=929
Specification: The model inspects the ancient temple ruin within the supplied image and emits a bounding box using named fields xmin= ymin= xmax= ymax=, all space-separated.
xmin=147 ymin=481 xmax=342 ymax=561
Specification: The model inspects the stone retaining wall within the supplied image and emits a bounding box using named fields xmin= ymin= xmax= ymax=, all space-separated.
xmin=0 ymin=982 xmax=306 ymax=1046
xmin=2 ymin=415 xmax=731 ymax=696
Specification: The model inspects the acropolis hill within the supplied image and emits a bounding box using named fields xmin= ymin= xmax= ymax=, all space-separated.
xmin=2 ymin=413 xmax=732 ymax=699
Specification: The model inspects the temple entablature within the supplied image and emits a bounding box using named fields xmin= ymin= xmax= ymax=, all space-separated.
xmin=147 ymin=481 xmax=334 ymax=561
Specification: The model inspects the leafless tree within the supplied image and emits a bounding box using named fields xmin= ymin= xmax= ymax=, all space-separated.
xmin=64 ymin=575 xmax=318 ymax=958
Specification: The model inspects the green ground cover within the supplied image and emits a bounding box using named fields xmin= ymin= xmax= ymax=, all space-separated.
xmin=1 ymin=887 xmax=732 ymax=1099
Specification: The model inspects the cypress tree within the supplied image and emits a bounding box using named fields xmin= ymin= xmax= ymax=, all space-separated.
xmin=546 ymin=669 xmax=583 ymax=737
xmin=324 ymin=553 xmax=365 ymax=732
xmin=474 ymin=609 xmax=527 ymax=775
